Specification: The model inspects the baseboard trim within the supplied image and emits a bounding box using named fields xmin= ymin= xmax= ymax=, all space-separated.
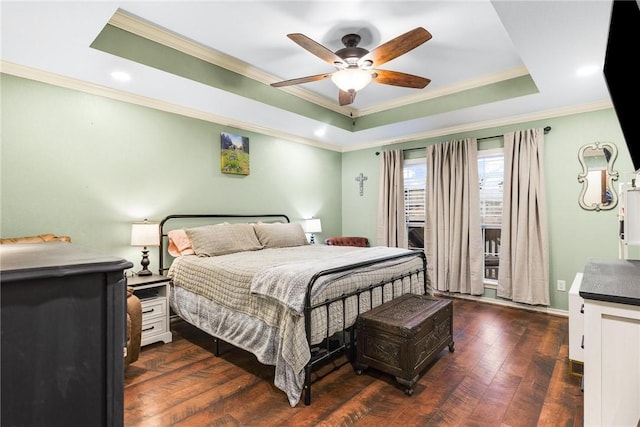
xmin=433 ymin=291 xmax=568 ymax=318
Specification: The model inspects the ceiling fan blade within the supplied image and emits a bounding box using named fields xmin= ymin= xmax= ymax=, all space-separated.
xmin=359 ymin=27 xmax=432 ymax=68
xmin=338 ymin=89 xmax=356 ymax=106
xmin=372 ymin=69 xmax=431 ymax=88
xmin=287 ymin=33 xmax=346 ymax=67
xmin=270 ymin=72 xmax=333 ymax=87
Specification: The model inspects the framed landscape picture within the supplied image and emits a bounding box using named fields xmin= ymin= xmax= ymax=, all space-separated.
xmin=220 ymin=132 xmax=250 ymax=175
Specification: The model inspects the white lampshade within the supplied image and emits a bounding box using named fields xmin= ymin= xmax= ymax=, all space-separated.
xmin=331 ymin=69 xmax=372 ymax=92
xmin=303 ymin=218 xmax=322 ymax=233
xmin=130 ymin=221 xmax=160 ymax=247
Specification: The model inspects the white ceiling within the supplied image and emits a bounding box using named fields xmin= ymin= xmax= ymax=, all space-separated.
xmin=0 ymin=1 xmax=615 ymax=151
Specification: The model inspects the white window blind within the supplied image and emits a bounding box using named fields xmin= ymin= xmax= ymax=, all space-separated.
xmin=404 ymin=158 xmax=426 ymax=222
xmin=478 ymin=151 xmax=504 ymax=226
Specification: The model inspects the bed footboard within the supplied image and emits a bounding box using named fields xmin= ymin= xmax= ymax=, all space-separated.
xmin=302 ymin=249 xmax=428 ymax=405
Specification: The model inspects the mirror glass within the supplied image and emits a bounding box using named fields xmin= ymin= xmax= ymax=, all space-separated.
xmin=577 ymin=142 xmax=619 ymax=211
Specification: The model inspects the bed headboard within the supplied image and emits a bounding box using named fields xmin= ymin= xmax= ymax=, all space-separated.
xmin=158 ymin=213 xmax=290 ymax=275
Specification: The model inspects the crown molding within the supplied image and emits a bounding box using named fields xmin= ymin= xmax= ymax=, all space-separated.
xmin=108 ymin=10 xmax=533 ymax=121
xmin=353 ymin=67 xmax=530 ymax=118
xmin=109 ymin=9 xmax=351 ymax=117
xmin=341 ymin=98 xmax=613 ymax=152
xmin=2 ymin=60 xmax=612 ymax=155
xmin=0 ymin=60 xmax=344 ymax=153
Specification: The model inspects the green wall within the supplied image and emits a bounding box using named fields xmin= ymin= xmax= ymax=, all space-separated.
xmin=0 ymin=74 xmax=342 ymax=269
xmin=341 ymin=109 xmax=637 ymax=311
xmin=2 ymin=73 xmax=636 ymax=311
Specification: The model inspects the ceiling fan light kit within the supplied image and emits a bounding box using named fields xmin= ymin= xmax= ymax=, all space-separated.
xmin=331 ymin=68 xmax=372 ymax=92
xmin=270 ymin=27 xmax=432 ymax=106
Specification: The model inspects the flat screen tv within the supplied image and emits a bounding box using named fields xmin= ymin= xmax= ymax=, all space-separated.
xmin=603 ymin=0 xmax=640 ymax=172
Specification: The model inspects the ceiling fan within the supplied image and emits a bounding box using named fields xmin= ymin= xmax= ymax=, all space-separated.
xmin=270 ymin=27 xmax=432 ymax=106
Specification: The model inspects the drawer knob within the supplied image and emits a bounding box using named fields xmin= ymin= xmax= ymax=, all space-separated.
xmin=143 ymin=308 xmax=155 ymax=315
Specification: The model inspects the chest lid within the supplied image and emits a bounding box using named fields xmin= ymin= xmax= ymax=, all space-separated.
xmin=359 ymin=294 xmax=449 ymax=331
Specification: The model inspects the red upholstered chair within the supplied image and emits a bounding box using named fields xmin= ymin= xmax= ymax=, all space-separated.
xmin=324 ymin=236 xmax=370 ymax=247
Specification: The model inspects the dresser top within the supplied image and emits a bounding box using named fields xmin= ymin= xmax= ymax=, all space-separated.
xmin=579 ymin=258 xmax=640 ymax=306
xmin=0 ymin=242 xmax=133 ymax=282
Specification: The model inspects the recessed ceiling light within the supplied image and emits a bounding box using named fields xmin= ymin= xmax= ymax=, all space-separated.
xmin=576 ymin=65 xmax=600 ymax=77
xmin=111 ymin=71 xmax=131 ymax=82
xmin=314 ymin=127 xmax=326 ymax=137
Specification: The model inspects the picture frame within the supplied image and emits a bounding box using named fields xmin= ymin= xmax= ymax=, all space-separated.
xmin=220 ymin=132 xmax=250 ymax=175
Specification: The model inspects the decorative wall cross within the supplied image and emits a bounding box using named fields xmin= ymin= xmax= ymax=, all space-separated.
xmin=355 ymin=172 xmax=368 ymax=196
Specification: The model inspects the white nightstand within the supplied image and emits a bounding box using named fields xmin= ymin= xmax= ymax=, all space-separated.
xmin=127 ymin=274 xmax=172 ymax=346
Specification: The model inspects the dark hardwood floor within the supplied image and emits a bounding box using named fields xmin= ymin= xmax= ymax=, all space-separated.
xmin=124 ymin=298 xmax=583 ymax=426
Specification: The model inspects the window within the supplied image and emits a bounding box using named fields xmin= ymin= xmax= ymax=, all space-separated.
xmin=404 ymin=158 xmax=426 ymax=249
xmin=402 ymin=150 xmax=505 ymax=281
xmin=478 ymin=150 xmax=504 ymax=282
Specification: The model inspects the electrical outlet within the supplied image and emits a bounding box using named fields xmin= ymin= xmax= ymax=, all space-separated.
xmin=557 ymin=279 xmax=566 ymax=291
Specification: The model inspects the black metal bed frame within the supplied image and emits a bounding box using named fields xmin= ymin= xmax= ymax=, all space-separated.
xmin=158 ymin=214 xmax=428 ymax=406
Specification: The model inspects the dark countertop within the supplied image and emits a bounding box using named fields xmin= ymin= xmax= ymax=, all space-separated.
xmin=579 ymin=258 xmax=640 ymax=306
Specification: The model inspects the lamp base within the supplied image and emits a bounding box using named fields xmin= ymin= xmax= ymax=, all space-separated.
xmin=138 ymin=247 xmax=152 ymax=276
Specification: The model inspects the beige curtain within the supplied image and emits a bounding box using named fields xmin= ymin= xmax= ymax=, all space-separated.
xmin=425 ymin=139 xmax=484 ymax=294
xmin=377 ymin=150 xmax=408 ymax=248
xmin=498 ymin=128 xmax=550 ymax=305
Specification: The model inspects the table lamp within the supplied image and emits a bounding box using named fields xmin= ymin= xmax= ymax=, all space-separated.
xmin=303 ymin=218 xmax=322 ymax=244
xmin=130 ymin=219 xmax=159 ymax=276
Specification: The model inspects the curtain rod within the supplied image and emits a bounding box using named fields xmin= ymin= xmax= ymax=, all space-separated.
xmin=375 ymin=126 xmax=552 ymax=156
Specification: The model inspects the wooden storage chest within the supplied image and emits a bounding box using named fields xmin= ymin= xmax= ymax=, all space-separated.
xmin=355 ymin=294 xmax=454 ymax=395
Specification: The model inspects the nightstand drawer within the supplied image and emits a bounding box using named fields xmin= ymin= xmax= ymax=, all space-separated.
xmin=140 ymin=298 xmax=167 ymax=321
xmin=141 ymin=316 xmax=168 ymax=341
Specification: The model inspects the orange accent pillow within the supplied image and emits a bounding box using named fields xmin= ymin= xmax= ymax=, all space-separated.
xmin=167 ymin=229 xmax=195 ymax=257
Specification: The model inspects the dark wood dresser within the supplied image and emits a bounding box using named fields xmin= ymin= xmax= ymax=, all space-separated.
xmin=355 ymin=294 xmax=454 ymax=395
xmin=0 ymin=242 xmax=133 ymax=427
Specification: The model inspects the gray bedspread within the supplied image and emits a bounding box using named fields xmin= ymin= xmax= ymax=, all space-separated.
xmin=168 ymin=245 xmax=427 ymax=406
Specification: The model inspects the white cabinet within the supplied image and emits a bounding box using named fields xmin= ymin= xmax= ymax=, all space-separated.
xmin=568 ymin=273 xmax=584 ymax=376
xmin=580 ymin=259 xmax=640 ymax=427
xmin=583 ymin=299 xmax=640 ymax=426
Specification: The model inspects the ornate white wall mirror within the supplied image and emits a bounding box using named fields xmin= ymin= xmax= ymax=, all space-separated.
xmin=577 ymin=142 xmax=619 ymax=211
